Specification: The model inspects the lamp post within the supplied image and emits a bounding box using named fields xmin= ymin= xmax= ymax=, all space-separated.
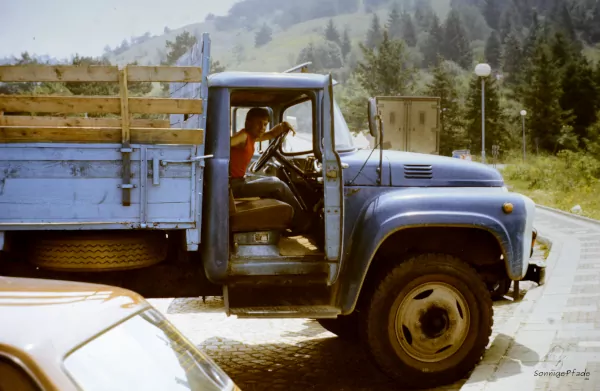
xmin=475 ymin=63 xmax=491 ymax=164
xmin=520 ymin=110 xmax=527 ymax=161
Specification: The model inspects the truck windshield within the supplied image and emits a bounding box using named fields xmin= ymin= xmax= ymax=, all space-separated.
xmin=333 ymin=99 xmax=355 ymax=152
xmin=63 ymin=309 xmax=236 ymax=391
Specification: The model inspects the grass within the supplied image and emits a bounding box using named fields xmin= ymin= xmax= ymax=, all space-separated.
xmin=501 ymin=150 xmax=600 ymax=221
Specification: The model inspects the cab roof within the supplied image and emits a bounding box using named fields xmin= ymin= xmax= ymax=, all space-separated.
xmin=0 ymin=277 xmax=150 ymax=390
xmin=208 ymin=71 xmax=331 ymax=90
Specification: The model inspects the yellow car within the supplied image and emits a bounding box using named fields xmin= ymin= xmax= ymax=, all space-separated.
xmin=0 ymin=276 xmax=240 ymax=391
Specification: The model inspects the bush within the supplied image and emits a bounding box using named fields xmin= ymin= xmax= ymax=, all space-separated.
xmin=503 ymin=150 xmax=600 ymax=193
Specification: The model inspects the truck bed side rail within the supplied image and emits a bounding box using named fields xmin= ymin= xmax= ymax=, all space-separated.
xmin=0 ymin=65 xmax=205 ymax=145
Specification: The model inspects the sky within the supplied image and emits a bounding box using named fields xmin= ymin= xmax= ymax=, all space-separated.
xmin=0 ymin=0 xmax=237 ymax=59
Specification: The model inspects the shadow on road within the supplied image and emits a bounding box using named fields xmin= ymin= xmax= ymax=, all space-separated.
xmin=197 ymin=319 xmax=468 ymax=391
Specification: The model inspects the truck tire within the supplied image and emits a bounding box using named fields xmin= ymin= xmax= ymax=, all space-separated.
xmin=317 ymin=312 xmax=360 ymax=341
xmin=489 ymin=277 xmax=511 ymax=301
xmin=361 ymin=254 xmax=493 ymax=389
xmin=28 ymin=231 xmax=168 ymax=272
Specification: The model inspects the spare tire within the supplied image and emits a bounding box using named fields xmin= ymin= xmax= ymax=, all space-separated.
xmin=27 ymin=231 xmax=168 ymax=272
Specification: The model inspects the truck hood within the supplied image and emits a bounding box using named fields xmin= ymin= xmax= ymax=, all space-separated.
xmin=341 ymin=149 xmax=504 ymax=187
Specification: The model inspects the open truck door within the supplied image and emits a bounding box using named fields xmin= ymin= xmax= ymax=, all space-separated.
xmin=321 ymin=74 xmax=344 ymax=278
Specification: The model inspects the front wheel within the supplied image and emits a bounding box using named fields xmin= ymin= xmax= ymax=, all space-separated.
xmin=361 ymin=254 xmax=493 ymax=389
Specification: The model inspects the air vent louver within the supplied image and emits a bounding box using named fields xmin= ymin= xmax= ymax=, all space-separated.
xmin=404 ymin=164 xmax=433 ymax=179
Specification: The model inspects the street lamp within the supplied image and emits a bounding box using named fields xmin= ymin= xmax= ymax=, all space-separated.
xmin=520 ymin=110 xmax=527 ymax=161
xmin=475 ymin=63 xmax=492 ymax=164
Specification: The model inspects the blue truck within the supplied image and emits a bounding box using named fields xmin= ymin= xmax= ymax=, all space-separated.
xmin=0 ymin=34 xmax=542 ymax=389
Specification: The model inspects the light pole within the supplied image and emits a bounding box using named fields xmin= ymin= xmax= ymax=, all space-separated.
xmin=475 ymin=63 xmax=491 ymax=164
xmin=520 ymin=110 xmax=527 ymax=161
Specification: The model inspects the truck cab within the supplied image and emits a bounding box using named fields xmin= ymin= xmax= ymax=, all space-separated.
xmin=0 ymin=35 xmax=542 ymax=389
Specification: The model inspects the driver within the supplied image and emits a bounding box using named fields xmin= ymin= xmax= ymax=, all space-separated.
xmin=230 ymin=107 xmax=311 ymax=234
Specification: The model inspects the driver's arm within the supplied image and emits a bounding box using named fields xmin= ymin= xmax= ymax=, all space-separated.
xmin=257 ymin=121 xmax=295 ymax=142
xmin=230 ymin=130 xmax=248 ymax=148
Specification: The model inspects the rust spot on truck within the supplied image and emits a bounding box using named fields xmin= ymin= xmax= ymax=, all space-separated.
xmin=345 ymin=188 xmax=360 ymax=197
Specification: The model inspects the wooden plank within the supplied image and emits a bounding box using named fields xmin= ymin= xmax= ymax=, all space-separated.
xmin=0 ymin=115 xmax=170 ymax=128
xmin=129 ymin=97 xmax=203 ymax=114
xmin=0 ymin=96 xmax=120 ymax=114
xmin=0 ymin=65 xmax=119 ymax=82
xmin=0 ymin=65 xmax=203 ymax=83
xmin=0 ymin=96 xmax=202 ymax=115
xmin=119 ymin=69 xmax=131 ymax=143
xmin=0 ymin=127 xmax=204 ymax=145
xmin=118 ymin=67 xmax=132 ymax=206
xmin=127 ymin=66 xmax=203 ymax=82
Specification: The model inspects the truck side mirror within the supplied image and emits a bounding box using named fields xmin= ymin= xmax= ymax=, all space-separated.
xmin=368 ymin=98 xmax=379 ymax=138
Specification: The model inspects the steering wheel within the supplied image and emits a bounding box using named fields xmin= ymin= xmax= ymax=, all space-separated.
xmin=251 ymin=128 xmax=291 ymax=173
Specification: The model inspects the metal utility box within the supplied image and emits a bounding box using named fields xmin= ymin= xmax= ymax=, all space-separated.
xmin=374 ymin=96 xmax=441 ymax=155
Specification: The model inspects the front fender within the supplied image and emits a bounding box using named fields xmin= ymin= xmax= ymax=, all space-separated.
xmin=338 ymin=187 xmax=535 ymax=313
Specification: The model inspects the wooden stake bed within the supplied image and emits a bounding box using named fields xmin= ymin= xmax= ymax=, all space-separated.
xmin=0 ymin=63 xmax=206 ymax=207
xmin=0 ymin=64 xmax=204 ymax=145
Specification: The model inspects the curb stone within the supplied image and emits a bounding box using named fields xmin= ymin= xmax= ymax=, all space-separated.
xmin=536 ymin=204 xmax=600 ymax=226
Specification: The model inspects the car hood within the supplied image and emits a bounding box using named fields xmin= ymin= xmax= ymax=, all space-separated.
xmin=341 ymin=149 xmax=504 ymax=187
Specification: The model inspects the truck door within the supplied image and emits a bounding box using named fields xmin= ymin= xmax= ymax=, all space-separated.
xmin=321 ymin=75 xmax=344 ymax=272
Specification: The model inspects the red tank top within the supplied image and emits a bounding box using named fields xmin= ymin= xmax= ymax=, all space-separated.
xmin=230 ymin=129 xmax=255 ymax=178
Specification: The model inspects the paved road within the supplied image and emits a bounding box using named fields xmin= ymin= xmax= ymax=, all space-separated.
xmin=150 ymin=250 xmax=543 ymax=391
xmin=462 ymin=206 xmax=600 ymax=391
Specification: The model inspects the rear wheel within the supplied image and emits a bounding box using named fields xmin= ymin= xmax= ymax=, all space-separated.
xmin=361 ymin=254 xmax=493 ymax=389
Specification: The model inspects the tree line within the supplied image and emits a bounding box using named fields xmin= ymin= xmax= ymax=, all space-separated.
xmin=296 ymin=0 xmax=600 ymax=157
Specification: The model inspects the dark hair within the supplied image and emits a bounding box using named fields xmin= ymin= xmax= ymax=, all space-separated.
xmin=245 ymin=107 xmax=270 ymax=128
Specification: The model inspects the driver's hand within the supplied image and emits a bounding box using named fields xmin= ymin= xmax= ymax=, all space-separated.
xmin=281 ymin=121 xmax=296 ymax=136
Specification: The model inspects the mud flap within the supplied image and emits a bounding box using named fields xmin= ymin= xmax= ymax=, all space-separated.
xmin=523 ymin=260 xmax=546 ymax=286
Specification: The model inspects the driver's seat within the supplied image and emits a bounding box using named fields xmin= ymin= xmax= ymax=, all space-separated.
xmin=229 ymin=188 xmax=293 ymax=233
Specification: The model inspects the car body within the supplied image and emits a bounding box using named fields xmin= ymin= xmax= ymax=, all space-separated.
xmin=0 ymin=276 xmax=240 ymax=391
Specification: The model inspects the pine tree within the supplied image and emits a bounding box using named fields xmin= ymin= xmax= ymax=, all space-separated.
xmin=387 ymin=3 xmax=402 ymax=39
xmin=550 ymin=31 xmax=578 ymax=69
xmin=443 ymin=9 xmax=473 ymax=69
xmin=502 ymin=32 xmax=523 ymax=84
xmin=522 ymin=11 xmax=541 ymax=60
xmin=425 ymin=58 xmax=466 ymax=155
xmin=366 ymin=13 xmax=384 ymax=49
xmin=414 ymin=0 xmax=435 ymax=30
xmin=401 ymin=11 xmax=418 ymax=47
xmin=465 ymin=73 xmax=508 ymax=151
xmin=484 ymin=31 xmax=502 ymax=69
xmin=324 ymin=19 xmax=341 ymax=46
xmin=483 ymin=0 xmax=502 ymax=31
xmin=341 ymin=28 xmax=352 ymax=60
xmin=423 ymin=14 xmax=444 ymax=67
xmin=549 ymin=2 xmax=577 ymax=43
xmin=560 ymin=57 xmax=598 ymax=146
xmin=255 ymin=23 xmax=273 ymax=47
xmin=164 ymin=31 xmax=197 ymax=65
xmin=498 ymin=1 xmax=522 ymax=43
xmin=521 ymin=40 xmax=569 ymax=152
xmin=356 ymin=30 xmax=416 ymax=96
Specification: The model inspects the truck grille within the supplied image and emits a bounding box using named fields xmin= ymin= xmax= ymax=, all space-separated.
xmin=404 ymin=164 xmax=433 ymax=179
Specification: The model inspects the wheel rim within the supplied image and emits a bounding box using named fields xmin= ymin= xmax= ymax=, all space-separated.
xmin=394 ymin=282 xmax=471 ymax=363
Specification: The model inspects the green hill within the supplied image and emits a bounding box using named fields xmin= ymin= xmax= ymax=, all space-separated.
xmin=107 ymin=0 xmax=453 ymax=72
